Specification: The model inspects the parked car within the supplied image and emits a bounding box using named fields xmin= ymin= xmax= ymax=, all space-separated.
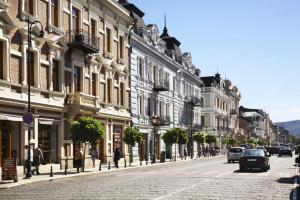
xmin=227 ymin=147 xmax=245 ymax=163
xmin=295 ymin=145 xmax=300 ymax=154
xmin=239 ymin=149 xmax=270 ymax=172
xmin=269 ymin=142 xmax=280 ymax=155
xmin=278 ymin=145 xmax=292 ymax=157
xmin=240 ymin=144 xmax=253 ymax=149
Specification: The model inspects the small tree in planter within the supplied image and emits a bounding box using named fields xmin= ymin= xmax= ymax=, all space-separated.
xmin=162 ymin=128 xmax=188 ymax=161
xmin=205 ymin=134 xmax=217 ymax=147
xmin=193 ymin=132 xmax=205 ymax=157
xmin=71 ymin=116 xmax=104 ymax=171
xmin=123 ymin=126 xmax=143 ymax=164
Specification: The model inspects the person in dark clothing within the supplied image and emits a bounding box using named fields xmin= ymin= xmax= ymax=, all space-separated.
xmin=113 ymin=146 xmax=120 ymax=168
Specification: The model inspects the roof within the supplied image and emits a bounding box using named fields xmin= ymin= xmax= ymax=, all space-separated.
xmin=118 ymin=1 xmax=144 ymax=18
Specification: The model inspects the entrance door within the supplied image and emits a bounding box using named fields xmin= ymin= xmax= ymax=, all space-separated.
xmin=38 ymin=125 xmax=58 ymax=164
xmin=0 ymin=127 xmax=11 ymax=166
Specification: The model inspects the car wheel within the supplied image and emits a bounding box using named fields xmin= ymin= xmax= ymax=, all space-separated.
xmin=262 ymin=167 xmax=267 ymax=172
xmin=279 ymin=154 xmax=281 ymax=157
xmin=239 ymin=166 xmax=244 ymax=172
xmin=268 ymin=165 xmax=270 ymax=170
xmin=228 ymin=160 xmax=231 ymax=163
xmin=290 ymin=154 xmax=293 ymax=157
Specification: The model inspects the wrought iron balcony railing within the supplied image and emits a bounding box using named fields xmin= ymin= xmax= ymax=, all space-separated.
xmin=65 ymin=29 xmax=99 ymax=54
xmin=153 ymin=80 xmax=169 ymax=92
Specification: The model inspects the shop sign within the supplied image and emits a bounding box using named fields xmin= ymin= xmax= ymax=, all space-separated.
xmin=1 ymin=158 xmax=18 ymax=183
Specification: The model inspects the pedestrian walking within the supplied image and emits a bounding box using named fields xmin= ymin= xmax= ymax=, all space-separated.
xmin=33 ymin=144 xmax=44 ymax=175
xmin=74 ymin=148 xmax=83 ymax=173
xmin=89 ymin=147 xmax=98 ymax=168
xmin=184 ymin=148 xmax=187 ymax=159
xmin=24 ymin=145 xmax=33 ymax=174
xmin=113 ymin=145 xmax=120 ymax=168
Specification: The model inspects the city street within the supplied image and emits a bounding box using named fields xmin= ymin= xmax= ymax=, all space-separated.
xmin=0 ymin=155 xmax=297 ymax=200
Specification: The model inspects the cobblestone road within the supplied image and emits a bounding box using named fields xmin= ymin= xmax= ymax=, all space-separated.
xmin=0 ymin=155 xmax=296 ymax=200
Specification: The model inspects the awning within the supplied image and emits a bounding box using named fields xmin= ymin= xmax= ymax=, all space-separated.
xmin=39 ymin=118 xmax=60 ymax=125
xmin=0 ymin=113 xmax=23 ymax=121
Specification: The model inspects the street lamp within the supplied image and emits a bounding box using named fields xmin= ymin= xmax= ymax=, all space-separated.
xmin=152 ymin=116 xmax=160 ymax=163
xmin=25 ymin=17 xmax=44 ymax=179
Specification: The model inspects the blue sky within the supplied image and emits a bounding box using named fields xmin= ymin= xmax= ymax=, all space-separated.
xmin=129 ymin=0 xmax=300 ymax=122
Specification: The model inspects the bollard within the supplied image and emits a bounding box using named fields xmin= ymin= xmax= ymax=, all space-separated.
xmin=124 ymin=159 xmax=127 ymax=168
xmin=140 ymin=160 xmax=142 ymax=166
xmin=99 ymin=160 xmax=102 ymax=171
xmin=108 ymin=161 xmax=110 ymax=170
xmin=50 ymin=165 xmax=53 ymax=177
xmin=64 ymin=163 xmax=67 ymax=175
xmin=146 ymin=160 xmax=148 ymax=165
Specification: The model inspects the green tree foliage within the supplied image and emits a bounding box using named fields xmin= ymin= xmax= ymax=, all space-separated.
xmin=257 ymin=139 xmax=268 ymax=146
xmin=205 ymin=134 xmax=217 ymax=144
xmin=71 ymin=116 xmax=104 ymax=148
xmin=247 ymin=138 xmax=255 ymax=144
xmin=223 ymin=137 xmax=236 ymax=146
xmin=193 ymin=132 xmax=205 ymax=144
xmin=162 ymin=128 xmax=188 ymax=145
xmin=123 ymin=126 xmax=143 ymax=146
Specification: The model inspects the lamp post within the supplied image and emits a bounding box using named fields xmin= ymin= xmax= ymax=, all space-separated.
xmin=25 ymin=17 xmax=44 ymax=179
xmin=152 ymin=116 xmax=159 ymax=164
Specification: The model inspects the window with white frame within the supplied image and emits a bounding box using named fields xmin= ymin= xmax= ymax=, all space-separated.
xmin=51 ymin=0 xmax=59 ymax=27
xmin=138 ymin=57 xmax=144 ymax=78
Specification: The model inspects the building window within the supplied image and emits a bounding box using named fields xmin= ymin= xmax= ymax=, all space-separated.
xmin=119 ymin=36 xmax=124 ymax=59
xmin=64 ymin=71 xmax=71 ymax=93
xmin=92 ymin=73 xmax=96 ymax=96
xmin=91 ymin=18 xmax=97 ymax=38
xmin=51 ymin=0 xmax=59 ymax=27
xmin=107 ymin=79 xmax=111 ymax=103
xmin=72 ymin=7 xmax=79 ymax=32
xmin=106 ymin=28 xmax=111 ymax=53
xmin=120 ymin=82 xmax=124 ymax=106
xmin=52 ymin=60 xmax=59 ymax=91
xmin=74 ymin=67 xmax=81 ymax=92
xmin=138 ymin=58 xmax=143 ymax=77
xmin=25 ymin=0 xmax=34 ymax=15
xmin=27 ymin=51 xmax=35 ymax=86
xmin=40 ymin=64 xmax=49 ymax=90
xmin=0 ymin=41 xmax=3 ymax=79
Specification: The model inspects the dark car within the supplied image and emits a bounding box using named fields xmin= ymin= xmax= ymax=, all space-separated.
xmin=295 ymin=145 xmax=300 ymax=155
xmin=239 ymin=149 xmax=270 ymax=172
xmin=278 ymin=145 xmax=292 ymax=157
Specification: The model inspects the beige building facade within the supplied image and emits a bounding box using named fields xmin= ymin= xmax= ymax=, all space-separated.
xmin=0 ymin=0 xmax=132 ymax=173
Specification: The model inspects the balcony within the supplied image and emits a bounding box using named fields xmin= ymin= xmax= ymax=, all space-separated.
xmin=152 ymin=115 xmax=171 ymax=126
xmin=65 ymin=29 xmax=99 ymax=54
xmin=153 ymin=80 xmax=169 ymax=92
xmin=66 ymin=93 xmax=98 ymax=110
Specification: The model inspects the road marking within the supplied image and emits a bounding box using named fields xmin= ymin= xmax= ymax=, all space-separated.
xmin=153 ymin=178 xmax=210 ymax=200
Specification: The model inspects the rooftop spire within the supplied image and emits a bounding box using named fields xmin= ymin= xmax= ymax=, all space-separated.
xmin=161 ymin=13 xmax=169 ymax=38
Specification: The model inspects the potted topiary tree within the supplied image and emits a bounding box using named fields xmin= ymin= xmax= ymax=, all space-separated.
xmin=193 ymin=132 xmax=205 ymax=157
xmin=71 ymin=116 xmax=104 ymax=171
xmin=123 ymin=126 xmax=143 ymax=165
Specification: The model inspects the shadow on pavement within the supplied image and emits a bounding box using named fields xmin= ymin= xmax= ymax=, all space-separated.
xmin=233 ymin=169 xmax=265 ymax=173
xmin=277 ymin=176 xmax=296 ymax=184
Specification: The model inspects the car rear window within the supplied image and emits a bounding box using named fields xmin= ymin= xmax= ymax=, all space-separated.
xmin=243 ymin=150 xmax=264 ymax=156
xmin=229 ymin=148 xmax=243 ymax=153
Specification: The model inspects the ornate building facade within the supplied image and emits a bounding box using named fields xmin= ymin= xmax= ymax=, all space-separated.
xmin=0 ymin=0 xmax=132 ymax=173
xmin=201 ymin=73 xmax=241 ymax=148
xmin=119 ymin=1 xmax=203 ymax=161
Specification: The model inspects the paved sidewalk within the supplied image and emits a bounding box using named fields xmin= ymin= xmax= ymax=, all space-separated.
xmin=0 ymin=155 xmax=224 ymax=189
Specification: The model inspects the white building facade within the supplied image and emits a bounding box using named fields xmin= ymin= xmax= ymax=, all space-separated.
xmin=120 ymin=1 xmax=203 ymax=162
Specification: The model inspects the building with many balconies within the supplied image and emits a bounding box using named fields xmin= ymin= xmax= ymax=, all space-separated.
xmin=119 ymin=0 xmax=203 ymax=161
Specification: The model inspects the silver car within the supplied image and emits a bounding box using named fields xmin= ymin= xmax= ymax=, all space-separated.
xmin=227 ymin=147 xmax=245 ymax=163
